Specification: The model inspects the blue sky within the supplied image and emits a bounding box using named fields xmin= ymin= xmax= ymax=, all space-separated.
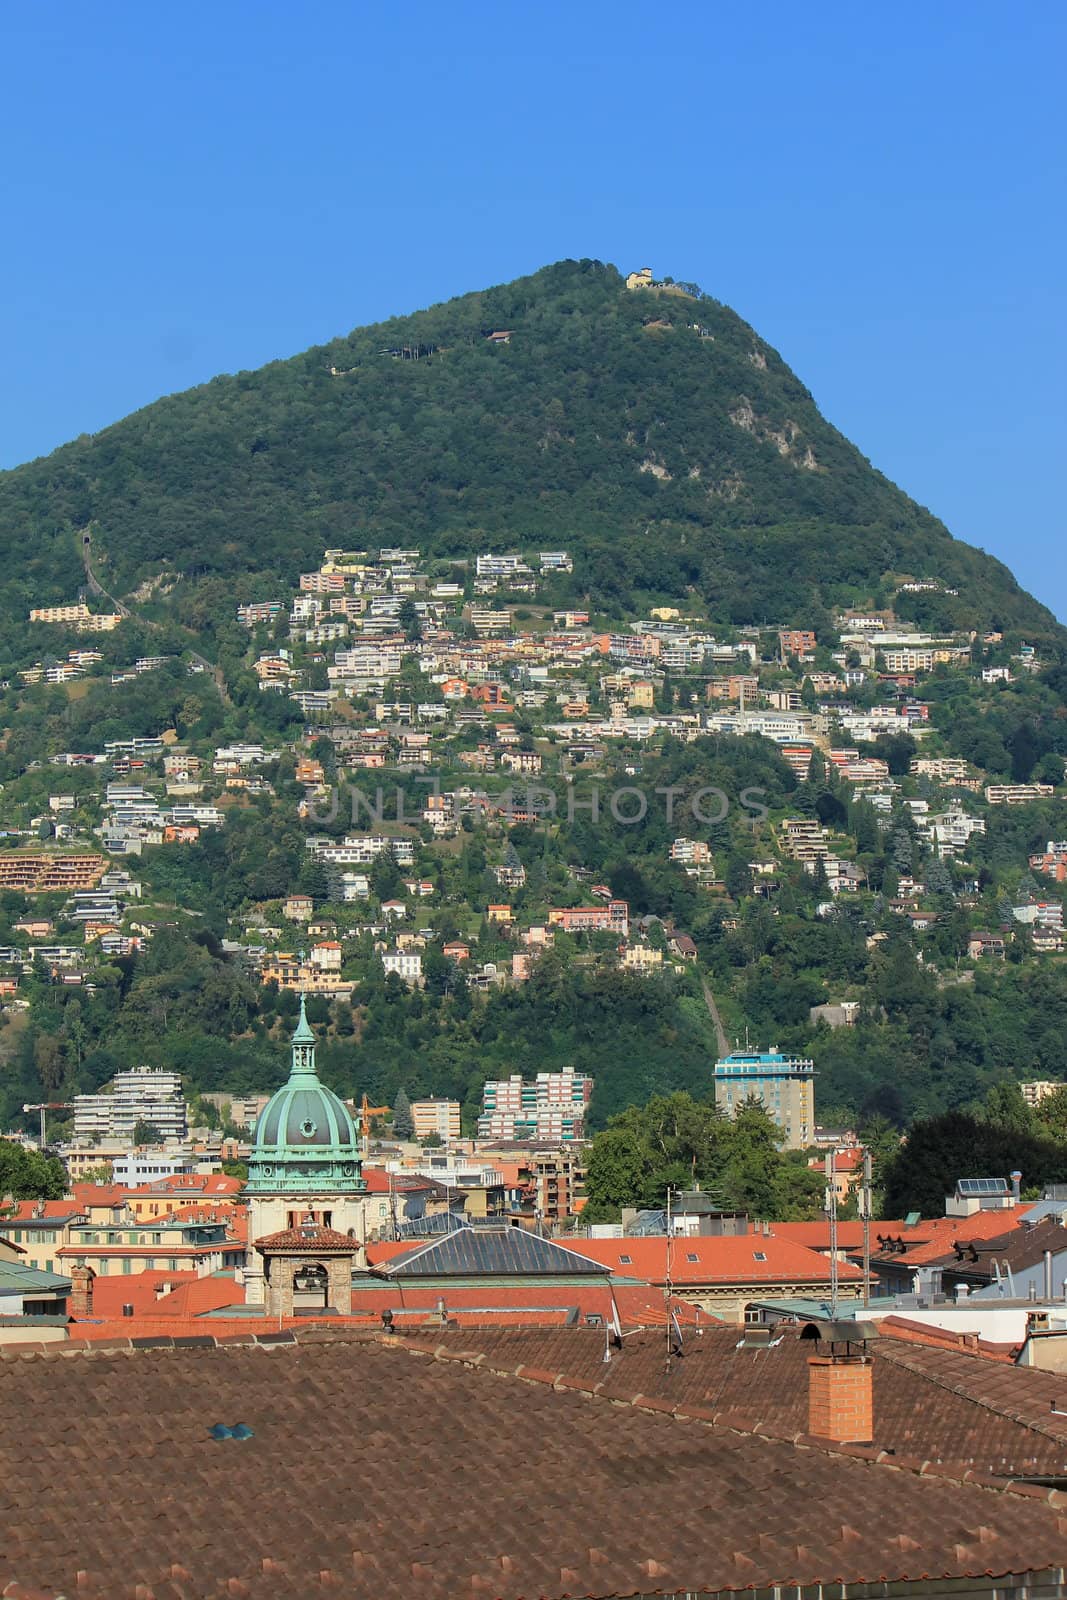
xmin=2 ymin=3 xmax=1064 ymax=616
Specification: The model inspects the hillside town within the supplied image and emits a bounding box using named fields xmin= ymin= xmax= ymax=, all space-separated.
xmin=1 ymin=544 xmax=1063 ymax=1020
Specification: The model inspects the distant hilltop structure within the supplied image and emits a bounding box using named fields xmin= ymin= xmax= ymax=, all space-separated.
xmin=625 ymin=266 xmax=699 ymax=298
xmin=625 ymin=267 xmax=655 ymax=290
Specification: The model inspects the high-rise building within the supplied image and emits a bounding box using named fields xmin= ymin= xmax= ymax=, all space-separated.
xmin=713 ymin=1050 xmax=815 ymax=1149
xmin=72 ymin=1068 xmax=187 ymax=1145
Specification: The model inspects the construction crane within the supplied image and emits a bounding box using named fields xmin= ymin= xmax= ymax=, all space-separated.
xmin=22 ymin=1102 xmax=74 ymax=1150
xmin=357 ymin=1093 xmax=391 ymax=1161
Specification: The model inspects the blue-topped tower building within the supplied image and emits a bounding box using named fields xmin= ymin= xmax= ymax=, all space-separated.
xmin=243 ymin=996 xmax=366 ymax=1306
xmin=712 ymin=1048 xmax=815 ymax=1150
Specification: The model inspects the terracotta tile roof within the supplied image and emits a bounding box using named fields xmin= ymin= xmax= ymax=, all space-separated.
xmin=0 ymin=1200 xmax=83 ymax=1224
xmin=365 ymin=1239 xmax=422 ymax=1265
xmin=128 ymin=1173 xmax=244 ymax=1196
xmin=70 ymin=1183 xmax=130 ymax=1207
xmin=930 ymin=1215 xmax=1067 ymax=1277
xmin=75 ymin=1270 xmax=246 ymax=1328
xmin=403 ymin=1322 xmax=1067 ymax=1478
xmin=877 ymin=1314 xmax=1019 ymax=1361
xmin=361 ymin=1168 xmax=433 ymax=1194
xmin=254 ymin=1224 xmax=358 ymax=1251
xmin=2 ymin=1333 xmax=1066 ymax=1599
xmin=772 ymin=1219 xmax=906 ymax=1249
xmin=88 ymin=1269 xmax=201 ymax=1318
xmin=351 ymin=1280 xmax=618 ymax=1323
xmin=871 ymin=1211 xmax=1033 ymax=1269
xmin=565 ymin=1234 xmax=863 ymax=1284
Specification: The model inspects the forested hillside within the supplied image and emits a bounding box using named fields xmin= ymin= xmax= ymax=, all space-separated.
xmin=0 ymin=259 xmax=1057 ymax=643
xmin=2 ymin=258 xmax=1067 ymax=1167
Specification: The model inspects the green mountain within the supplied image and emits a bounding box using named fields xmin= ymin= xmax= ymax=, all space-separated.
xmin=0 ymin=257 xmax=1057 ymax=639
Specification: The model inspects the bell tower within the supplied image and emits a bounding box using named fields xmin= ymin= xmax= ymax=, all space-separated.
xmin=243 ymin=996 xmax=366 ymax=1306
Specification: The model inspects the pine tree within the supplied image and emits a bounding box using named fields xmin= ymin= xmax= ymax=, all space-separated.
xmin=392 ymin=1086 xmax=414 ymax=1140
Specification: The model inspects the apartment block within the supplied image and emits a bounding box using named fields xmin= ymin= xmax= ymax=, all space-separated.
xmin=477 ymin=1070 xmax=593 ymax=1141
xmin=411 ymin=1098 xmax=461 ymax=1142
xmin=0 ymin=853 xmax=105 ymax=894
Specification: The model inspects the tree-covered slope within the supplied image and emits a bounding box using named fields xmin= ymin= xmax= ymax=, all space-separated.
xmin=0 ymin=257 xmax=1056 ymax=635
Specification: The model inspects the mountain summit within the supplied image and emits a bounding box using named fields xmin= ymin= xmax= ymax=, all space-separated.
xmin=0 ymin=258 xmax=1054 ymax=635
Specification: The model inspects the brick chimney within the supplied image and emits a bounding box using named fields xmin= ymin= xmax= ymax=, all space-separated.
xmin=808 ymin=1354 xmax=873 ymax=1443
xmin=69 ymin=1263 xmax=95 ymax=1317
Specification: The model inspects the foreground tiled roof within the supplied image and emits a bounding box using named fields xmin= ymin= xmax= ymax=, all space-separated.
xmin=403 ymin=1322 xmax=1067 ymax=1478
xmin=2 ymin=1332 xmax=1066 ymax=1600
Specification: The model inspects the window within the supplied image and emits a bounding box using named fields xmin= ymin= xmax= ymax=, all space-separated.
xmin=686 ymin=1252 xmax=699 ymax=1263
xmin=753 ymin=1251 xmax=767 ymax=1262
xmin=618 ymin=1254 xmax=632 ymax=1264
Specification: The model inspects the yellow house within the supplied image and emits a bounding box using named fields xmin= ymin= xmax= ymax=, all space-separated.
xmin=625 ymin=267 xmax=654 ymax=290
xmin=622 ymin=944 xmax=664 ymax=971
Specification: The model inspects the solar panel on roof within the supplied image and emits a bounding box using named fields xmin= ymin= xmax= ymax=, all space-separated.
xmin=957 ymin=1177 xmax=1009 ymax=1196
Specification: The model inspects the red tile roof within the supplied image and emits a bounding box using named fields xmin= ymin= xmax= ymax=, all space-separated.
xmin=365 ymin=1239 xmax=422 ymax=1266
xmin=564 ymin=1234 xmax=863 ymax=1284
xmin=80 ymin=1270 xmax=246 ymax=1324
xmin=361 ymin=1168 xmax=434 ymax=1194
xmin=872 ymin=1207 xmax=1036 ymax=1267
xmin=0 ymin=1199 xmax=83 ymax=1222
xmin=772 ymin=1219 xmax=905 ymax=1249
xmin=126 ymin=1173 xmax=243 ymax=1197
xmin=254 ymin=1224 xmax=359 ymax=1251
xmin=70 ymin=1183 xmax=130 ymax=1208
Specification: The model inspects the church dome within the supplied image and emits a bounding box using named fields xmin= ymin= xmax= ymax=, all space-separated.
xmin=246 ymin=997 xmax=365 ymax=1195
xmin=254 ymin=1080 xmax=355 ymax=1150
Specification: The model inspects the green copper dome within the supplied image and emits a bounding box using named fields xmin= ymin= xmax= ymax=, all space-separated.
xmin=246 ymin=996 xmax=365 ymax=1195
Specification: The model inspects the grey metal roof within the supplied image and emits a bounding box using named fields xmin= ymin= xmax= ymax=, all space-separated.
xmin=395 ymin=1211 xmax=469 ymax=1238
xmin=381 ymin=1227 xmax=610 ymax=1279
xmin=0 ymin=1261 xmax=72 ymax=1293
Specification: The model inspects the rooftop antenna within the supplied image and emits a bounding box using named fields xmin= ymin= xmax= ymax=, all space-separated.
xmin=664 ymin=1185 xmax=674 ymax=1372
xmin=825 ymin=1149 xmax=840 ymax=1318
xmin=859 ymin=1148 xmax=873 ymax=1308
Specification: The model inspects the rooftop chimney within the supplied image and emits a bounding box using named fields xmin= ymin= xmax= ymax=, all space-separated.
xmin=808 ymin=1353 xmax=873 ymax=1444
xmin=69 ymin=1263 xmax=95 ymax=1317
xmin=1011 ymin=1171 xmax=1023 ymax=1204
